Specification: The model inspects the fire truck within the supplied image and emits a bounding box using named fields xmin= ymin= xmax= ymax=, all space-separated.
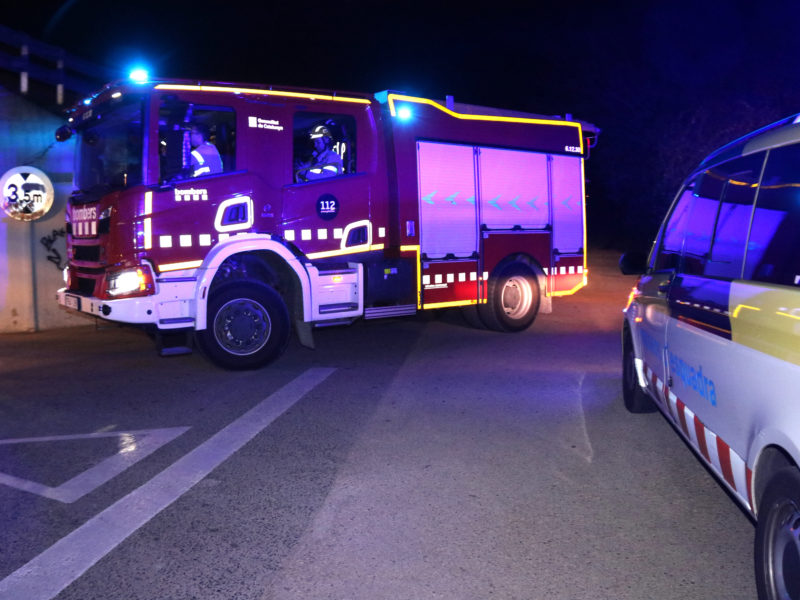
xmin=54 ymin=77 xmax=599 ymax=369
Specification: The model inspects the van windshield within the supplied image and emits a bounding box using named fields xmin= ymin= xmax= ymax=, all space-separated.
xmin=74 ymin=94 xmax=145 ymax=193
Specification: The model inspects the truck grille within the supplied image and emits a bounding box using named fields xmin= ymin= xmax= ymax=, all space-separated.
xmin=73 ymin=245 xmax=101 ymax=262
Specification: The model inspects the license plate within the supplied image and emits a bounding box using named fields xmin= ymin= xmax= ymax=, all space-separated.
xmin=64 ymin=294 xmax=81 ymax=311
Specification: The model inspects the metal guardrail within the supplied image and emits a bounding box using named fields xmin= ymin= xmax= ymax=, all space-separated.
xmin=0 ymin=24 xmax=119 ymax=105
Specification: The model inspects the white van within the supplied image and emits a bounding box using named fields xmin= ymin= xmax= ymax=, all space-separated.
xmin=620 ymin=114 xmax=800 ymax=600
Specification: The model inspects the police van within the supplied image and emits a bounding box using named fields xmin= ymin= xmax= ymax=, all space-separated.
xmin=620 ymin=114 xmax=800 ymax=600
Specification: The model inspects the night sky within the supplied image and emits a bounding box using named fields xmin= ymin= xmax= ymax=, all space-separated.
xmin=6 ymin=0 xmax=800 ymax=248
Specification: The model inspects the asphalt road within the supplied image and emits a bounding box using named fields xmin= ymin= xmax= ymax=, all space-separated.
xmin=0 ymin=250 xmax=756 ymax=600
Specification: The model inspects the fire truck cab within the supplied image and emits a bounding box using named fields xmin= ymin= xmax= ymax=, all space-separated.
xmin=55 ymin=78 xmax=598 ymax=369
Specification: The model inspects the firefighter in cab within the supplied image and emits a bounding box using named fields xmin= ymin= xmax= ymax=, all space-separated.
xmin=189 ymin=123 xmax=223 ymax=177
xmin=296 ymin=124 xmax=343 ymax=181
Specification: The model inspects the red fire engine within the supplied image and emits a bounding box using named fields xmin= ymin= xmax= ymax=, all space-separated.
xmin=55 ymin=78 xmax=599 ymax=369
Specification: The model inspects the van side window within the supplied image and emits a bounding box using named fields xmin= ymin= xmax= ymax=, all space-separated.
xmin=653 ymin=182 xmax=695 ymax=271
xmin=681 ymin=171 xmax=724 ymax=276
xmin=704 ymin=153 xmax=764 ymax=279
xmin=744 ymin=143 xmax=800 ymax=286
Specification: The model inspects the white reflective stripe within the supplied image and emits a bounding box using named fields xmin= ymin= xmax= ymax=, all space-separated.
xmin=544 ymin=268 xmax=549 ymax=275
xmin=705 ymin=428 xmax=721 ymax=473
xmin=301 ymin=229 xmax=312 ymax=241
xmin=683 ymin=405 xmax=698 ymax=446
xmin=577 ymin=266 xmax=584 ymax=273
xmin=144 ymin=218 xmax=152 ymax=250
xmin=482 ymin=271 xmax=489 ymax=280
xmin=423 ymin=275 xmax=431 ymax=285
xmin=458 ymin=273 xmax=466 ymax=282
xmin=194 ymin=166 xmax=210 ymax=176
xmin=470 ymin=272 xmax=477 ymax=281
xmin=285 ymin=230 xmax=296 ymax=241
xmin=333 ymin=228 xmax=343 ymax=239
xmin=317 ymin=229 xmax=328 ymax=240
xmin=434 ymin=274 xmax=443 ymax=284
xmin=191 ymin=149 xmax=205 ymax=164
xmin=159 ymin=235 xmax=173 ymax=248
xmin=379 ymin=227 xmax=386 ymax=238
xmin=446 ymin=273 xmax=454 ymax=283
xmin=199 ymin=234 xmax=211 ymax=246
xmin=179 ymin=235 xmax=192 ymax=247
xmin=569 ymin=266 xmax=575 ymax=274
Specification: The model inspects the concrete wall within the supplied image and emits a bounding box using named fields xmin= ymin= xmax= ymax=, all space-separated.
xmin=0 ymin=85 xmax=90 ymax=332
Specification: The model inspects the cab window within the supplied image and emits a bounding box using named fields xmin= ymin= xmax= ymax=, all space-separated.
xmin=744 ymin=143 xmax=800 ymax=286
xmin=292 ymin=112 xmax=356 ymax=183
xmin=159 ymin=99 xmax=236 ymax=183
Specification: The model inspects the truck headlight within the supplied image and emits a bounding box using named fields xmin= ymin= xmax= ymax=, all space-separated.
xmin=104 ymin=264 xmax=155 ymax=298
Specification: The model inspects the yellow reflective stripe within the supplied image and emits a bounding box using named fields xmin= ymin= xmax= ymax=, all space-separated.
xmin=154 ymin=84 xmax=371 ymax=104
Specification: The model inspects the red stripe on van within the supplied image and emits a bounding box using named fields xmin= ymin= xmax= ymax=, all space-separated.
xmin=677 ymin=399 xmax=689 ymax=436
xmin=694 ymin=415 xmax=709 ymax=461
xmin=716 ymin=437 xmax=736 ymax=489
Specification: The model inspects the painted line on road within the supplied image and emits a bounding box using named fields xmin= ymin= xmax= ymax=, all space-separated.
xmin=0 ymin=427 xmax=191 ymax=503
xmin=0 ymin=367 xmax=336 ymax=600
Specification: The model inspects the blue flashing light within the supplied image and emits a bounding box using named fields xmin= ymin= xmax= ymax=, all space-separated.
xmin=82 ymin=98 xmax=92 ymax=105
xmin=397 ymin=106 xmax=412 ymax=121
xmin=129 ymin=68 xmax=149 ymax=83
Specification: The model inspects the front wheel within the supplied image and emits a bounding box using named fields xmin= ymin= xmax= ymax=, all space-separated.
xmin=196 ymin=282 xmax=290 ymax=370
xmin=755 ymin=467 xmax=800 ymax=600
xmin=478 ymin=262 xmax=540 ymax=332
xmin=622 ymin=329 xmax=655 ymax=413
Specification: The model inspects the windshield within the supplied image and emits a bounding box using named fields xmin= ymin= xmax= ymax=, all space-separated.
xmin=74 ymin=94 xmax=145 ymax=192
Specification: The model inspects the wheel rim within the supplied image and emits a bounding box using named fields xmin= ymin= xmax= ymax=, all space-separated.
xmin=767 ymin=500 xmax=800 ymax=600
xmin=213 ymin=297 xmax=272 ymax=356
xmin=501 ymin=275 xmax=533 ymax=320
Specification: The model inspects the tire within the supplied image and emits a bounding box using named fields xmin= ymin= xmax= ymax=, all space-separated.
xmin=622 ymin=329 xmax=655 ymax=413
xmin=196 ymin=281 xmax=290 ymax=370
xmin=755 ymin=467 xmax=800 ymax=600
xmin=478 ymin=262 xmax=540 ymax=332
xmin=461 ymin=305 xmax=486 ymax=329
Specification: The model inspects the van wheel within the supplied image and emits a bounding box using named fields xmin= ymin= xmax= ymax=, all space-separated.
xmin=478 ymin=262 xmax=540 ymax=332
xmin=622 ymin=330 xmax=655 ymax=413
xmin=196 ymin=282 xmax=290 ymax=370
xmin=755 ymin=467 xmax=800 ymax=600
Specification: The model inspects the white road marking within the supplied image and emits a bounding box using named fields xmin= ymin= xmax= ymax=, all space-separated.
xmin=0 ymin=367 xmax=336 ymax=600
xmin=0 ymin=428 xmax=190 ymax=503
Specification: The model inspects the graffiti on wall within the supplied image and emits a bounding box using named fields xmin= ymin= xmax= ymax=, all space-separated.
xmin=40 ymin=228 xmax=67 ymax=270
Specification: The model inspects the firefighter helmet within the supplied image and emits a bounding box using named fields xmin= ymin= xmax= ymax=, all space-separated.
xmin=309 ymin=125 xmax=333 ymax=141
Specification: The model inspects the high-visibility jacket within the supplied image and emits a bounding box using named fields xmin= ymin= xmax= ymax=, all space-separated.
xmin=191 ymin=142 xmax=223 ymax=177
xmin=305 ymin=148 xmax=343 ymax=180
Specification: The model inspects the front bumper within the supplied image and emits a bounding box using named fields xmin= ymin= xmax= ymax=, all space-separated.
xmin=57 ymin=276 xmax=198 ymax=329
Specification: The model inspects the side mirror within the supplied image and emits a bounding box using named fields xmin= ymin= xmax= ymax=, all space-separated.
xmin=619 ymin=251 xmax=648 ymax=275
xmin=55 ymin=125 xmax=73 ymax=142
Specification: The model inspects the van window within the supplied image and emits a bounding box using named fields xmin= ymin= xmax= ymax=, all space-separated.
xmin=744 ymin=143 xmax=800 ymax=286
xmin=653 ymin=183 xmax=694 ymax=271
xmin=704 ymin=153 xmax=763 ymax=279
xmin=681 ymin=172 xmax=724 ymax=275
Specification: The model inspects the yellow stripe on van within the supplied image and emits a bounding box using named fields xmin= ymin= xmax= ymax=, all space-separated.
xmin=729 ymin=280 xmax=800 ymax=365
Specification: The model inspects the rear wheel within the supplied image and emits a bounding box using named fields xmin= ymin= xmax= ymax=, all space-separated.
xmin=196 ymin=281 xmax=290 ymax=370
xmin=755 ymin=467 xmax=800 ymax=600
xmin=478 ymin=262 xmax=540 ymax=332
xmin=622 ymin=329 xmax=655 ymax=413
